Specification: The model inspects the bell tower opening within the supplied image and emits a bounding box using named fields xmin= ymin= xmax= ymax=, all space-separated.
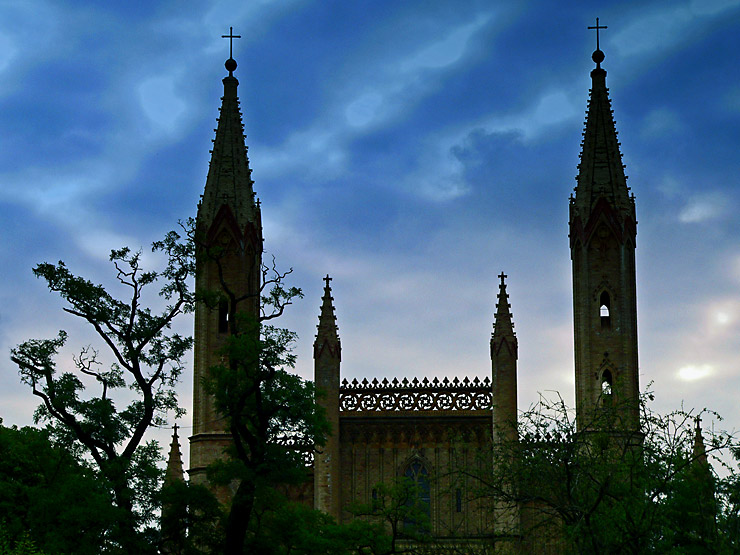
xmin=218 ymin=299 xmax=229 ymax=333
xmin=601 ymin=369 xmax=613 ymax=397
xmin=599 ymin=291 xmax=611 ymax=329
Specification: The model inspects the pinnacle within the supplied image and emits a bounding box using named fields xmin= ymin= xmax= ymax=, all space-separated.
xmin=315 ymin=274 xmax=340 ymax=343
xmin=492 ymin=273 xmax=515 ymax=340
xmin=164 ymin=424 xmax=185 ymax=486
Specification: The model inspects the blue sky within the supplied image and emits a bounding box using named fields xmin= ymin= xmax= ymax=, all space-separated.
xmin=1 ymin=0 xmax=740 ymax=468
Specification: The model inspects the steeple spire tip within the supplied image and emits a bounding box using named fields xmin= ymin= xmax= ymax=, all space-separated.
xmin=588 ymin=17 xmax=608 ymax=69
xmin=222 ymin=26 xmax=241 ymax=76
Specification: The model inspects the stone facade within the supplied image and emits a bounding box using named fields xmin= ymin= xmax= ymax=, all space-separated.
xmin=186 ymin=45 xmax=641 ymax=553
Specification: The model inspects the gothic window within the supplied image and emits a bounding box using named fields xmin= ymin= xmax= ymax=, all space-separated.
xmin=403 ymin=460 xmax=431 ymax=534
xmin=601 ymin=370 xmax=613 ymax=397
xmin=455 ymin=488 xmax=462 ymax=513
xmin=218 ymin=299 xmax=229 ymax=333
xmin=599 ymin=291 xmax=611 ymax=328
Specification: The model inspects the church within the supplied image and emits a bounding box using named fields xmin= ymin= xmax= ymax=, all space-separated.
xmin=173 ymin=26 xmax=644 ymax=552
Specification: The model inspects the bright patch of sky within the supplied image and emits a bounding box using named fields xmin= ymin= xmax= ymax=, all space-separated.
xmin=678 ymin=363 xmax=713 ymax=381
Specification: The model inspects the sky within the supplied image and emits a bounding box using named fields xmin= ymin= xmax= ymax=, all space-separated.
xmin=1 ymin=0 xmax=740 ymax=471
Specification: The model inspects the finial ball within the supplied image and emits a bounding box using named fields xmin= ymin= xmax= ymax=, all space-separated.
xmin=225 ymin=58 xmax=237 ymax=73
xmin=592 ymin=49 xmax=605 ymax=64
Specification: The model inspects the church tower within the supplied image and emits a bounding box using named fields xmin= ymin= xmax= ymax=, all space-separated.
xmin=313 ymin=275 xmax=342 ymax=520
xmin=569 ymin=34 xmax=639 ymax=434
xmin=189 ymin=47 xmax=263 ymax=489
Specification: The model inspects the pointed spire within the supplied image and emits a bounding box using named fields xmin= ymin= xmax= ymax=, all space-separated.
xmin=197 ymin=44 xmax=260 ymax=231
xmin=493 ymin=272 xmax=516 ymax=340
xmin=573 ymin=38 xmax=632 ymax=220
xmin=164 ymin=424 xmax=185 ymax=486
xmin=692 ymin=416 xmax=709 ymax=467
xmin=314 ymin=275 xmax=341 ymax=355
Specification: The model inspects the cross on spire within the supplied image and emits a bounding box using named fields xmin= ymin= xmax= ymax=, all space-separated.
xmin=588 ymin=17 xmax=607 ymax=51
xmin=498 ymin=272 xmax=507 ymax=286
xmin=324 ymin=274 xmax=332 ymax=289
xmin=695 ymin=415 xmax=702 ymax=428
xmin=222 ymin=26 xmax=241 ymax=59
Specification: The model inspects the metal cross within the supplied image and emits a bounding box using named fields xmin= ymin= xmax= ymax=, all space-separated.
xmin=588 ymin=17 xmax=607 ymax=51
xmin=222 ymin=26 xmax=241 ymax=59
xmin=498 ymin=272 xmax=507 ymax=285
xmin=324 ymin=274 xmax=332 ymax=288
xmin=173 ymin=423 xmax=179 ymax=436
xmin=695 ymin=415 xmax=702 ymax=428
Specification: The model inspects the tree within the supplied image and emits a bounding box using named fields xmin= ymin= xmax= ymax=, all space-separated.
xmin=192 ymin=219 xmax=329 ymax=554
xmin=474 ymin=390 xmax=740 ymax=554
xmin=10 ymin=230 xmax=194 ymax=553
xmin=350 ymin=477 xmax=433 ymax=554
xmin=0 ymin=420 xmax=114 ymax=554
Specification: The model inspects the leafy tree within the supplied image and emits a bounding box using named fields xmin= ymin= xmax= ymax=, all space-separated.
xmin=0 ymin=420 xmax=114 ymax=554
xmin=192 ymin=221 xmax=330 ymax=554
xmin=475 ymin=390 xmax=740 ymax=554
xmin=10 ymin=230 xmax=194 ymax=553
xmin=350 ymin=478 xmax=433 ymax=554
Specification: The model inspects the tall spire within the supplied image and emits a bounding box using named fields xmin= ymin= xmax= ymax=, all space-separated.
xmin=570 ymin=27 xmax=640 ymax=435
xmin=197 ymin=46 xmax=260 ymax=231
xmin=164 ymin=424 xmax=185 ymax=486
xmin=314 ymin=274 xmax=341 ymax=359
xmin=491 ymin=272 xmax=517 ymax=355
xmin=571 ymin=39 xmax=635 ymax=227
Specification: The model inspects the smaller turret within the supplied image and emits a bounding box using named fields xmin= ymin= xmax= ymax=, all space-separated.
xmin=165 ymin=424 xmax=185 ymax=487
xmin=491 ymin=272 xmax=518 ymax=444
xmin=313 ymin=275 xmax=342 ymax=520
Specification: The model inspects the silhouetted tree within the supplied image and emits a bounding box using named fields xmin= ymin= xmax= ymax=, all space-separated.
xmin=10 ymin=230 xmax=194 ymax=553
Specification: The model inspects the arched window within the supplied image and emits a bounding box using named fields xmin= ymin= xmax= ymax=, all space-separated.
xmin=218 ymin=299 xmax=229 ymax=333
xmin=601 ymin=370 xmax=613 ymax=397
xmin=599 ymin=291 xmax=611 ymax=328
xmin=403 ymin=460 xmax=431 ymax=534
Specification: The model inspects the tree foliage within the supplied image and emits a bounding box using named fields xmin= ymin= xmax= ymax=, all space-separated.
xmin=9 ymin=230 xmax=194 ymax=553
xmin=0 ymin=419 xmax=115 ymax=554
xmin=190 ymin=218 xmax=329 ymax=554
xmin=476 ymin=390 xmax=740 ymax=554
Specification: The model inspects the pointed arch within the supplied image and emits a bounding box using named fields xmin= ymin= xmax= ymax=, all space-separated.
xmin=599 ymin=290 xmax=611 ymax=328
xmin=400 ymin=455 xmax=431 ymax=534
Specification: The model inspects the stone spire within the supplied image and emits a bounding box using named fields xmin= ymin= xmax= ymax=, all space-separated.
xmin=570 ymin=35 xmax=640 ymax=435
xmin=164 ymin=424 xmax=185 ymax=486
xmin=491 ymin=272 xmax=517 ymax=353
xmin=196 ymin=55 xmax=260 ymax=231
xmin=571 ymin=46 xmax=635 ymax=225
xmin=314 ymin=274 xmax=341 ymax=359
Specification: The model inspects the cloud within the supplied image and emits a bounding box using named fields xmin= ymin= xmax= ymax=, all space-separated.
xmin=137 ymin=73 xmax=187 ymax=136
xmin=678 ymin=192 xmax=728 ymax=223
xmin=258 ymin=12 xmax=494 ymax=182
xmin=399 ymin=14 xmax=490 ymax=72
xmin=641 ymin=108 xmax=684 ymax=139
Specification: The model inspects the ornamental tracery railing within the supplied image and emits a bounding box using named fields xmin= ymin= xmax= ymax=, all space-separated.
xmin=339 ymin=376 xmax=492 ymax=412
